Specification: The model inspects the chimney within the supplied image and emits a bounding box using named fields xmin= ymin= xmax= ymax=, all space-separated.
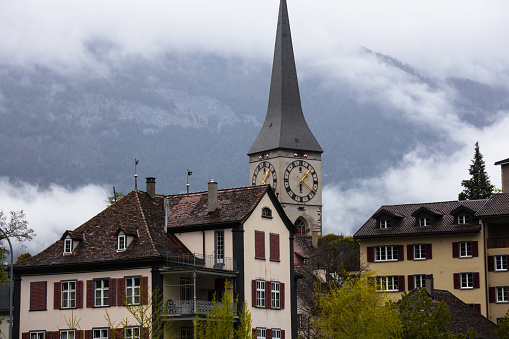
xmin=495 ymin=158 xmax=509 ymax=193
xmin=146 ymin=177 xmax=156 ymax=199
xmin=312 ymin=231 xmax=319 ymax=248
xmin=208 ymin=179 xmax=218 ymax=213
xmin=425 ymin=277 xmax=434 ymax=298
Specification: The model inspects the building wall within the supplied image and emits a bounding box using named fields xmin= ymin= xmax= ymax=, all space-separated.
xmin=175 ymin=229 xmax=234 ymax=260
xmin=19 ymin=268 xmax=151 ymax=335
xmin=243 ymin=193 xmax=292 ymax=337
xmin=360 ymin=232 xmax=487 ymax=316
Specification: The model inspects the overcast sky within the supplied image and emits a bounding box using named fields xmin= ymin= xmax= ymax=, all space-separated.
xmin=1 ymin=0 xmax=509 ymax=254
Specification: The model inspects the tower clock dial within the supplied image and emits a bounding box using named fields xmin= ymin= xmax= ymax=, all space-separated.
xmin=284 ymin=160 xmax=319 ymax=202
xmin=252 ymin=161 xmax=277 ymax=190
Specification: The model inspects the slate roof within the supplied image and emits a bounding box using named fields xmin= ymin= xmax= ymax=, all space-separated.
xmin=354 ymin=199 xmax=488 ymax=239
xmin=475 ymin=194 xmax=509 ymax=217
xmin=166 ymin=185 xmax=270 ymax=230
xmin=293 ymin=236 xmax=315 ymax=266
xmin=248 ymin=0 xmax=322 ymax=155
xmin=16 ymin=191 xmax=190 ymax=269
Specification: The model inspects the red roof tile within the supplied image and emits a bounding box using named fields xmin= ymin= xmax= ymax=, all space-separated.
xmin=475 ymin=193 xmax=509 ymax=217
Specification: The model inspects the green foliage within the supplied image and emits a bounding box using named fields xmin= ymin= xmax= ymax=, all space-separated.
xmin=235 ymin=301 xmax=254 ymax=339
xmin=107 ymin=191 xmax=125 ymax=205
xmin=0 ymin=250 xmax=8 ymax=284
xmin=459 ymin=142 xmax=495 ymax=200
xmin=315 ymin=234 xmax=360 ymax=283
xmin=496 ymin=309 xmax=509 ymax=338
xmin=16 ymin=252 xmax=32 ymax=263
xmin=315 ymin=274 xmax=402 ymax=338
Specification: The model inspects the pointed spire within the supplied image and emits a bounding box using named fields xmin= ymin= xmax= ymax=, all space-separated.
xmin=248 ymin=0 xmax=322 ymax=155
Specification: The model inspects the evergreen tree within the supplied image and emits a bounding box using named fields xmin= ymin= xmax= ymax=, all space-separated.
xmin=458 ymin=142 xmax=495 ymax=200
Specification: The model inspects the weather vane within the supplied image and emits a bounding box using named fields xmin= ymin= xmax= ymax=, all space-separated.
xmin=134 ymin=158 xmax=139 ymax=191
xmin=187 ymin=169 xmax=192 ymax=194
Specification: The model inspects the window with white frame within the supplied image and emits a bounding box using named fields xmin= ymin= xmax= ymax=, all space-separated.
xmin=262 ymin=207 xmax=272 ymax=218
xmin=374 ymin=246 xmax=398 ymax=262
xmin=459 ymin=242 xmax=472 ymax=258
xmin=64 ymin=237 xmax=72 ymax=254
xmin=118 ymin=234 xmax=126 ymax=252
xmin=93 ymin=328 xmax=108 ymax=339
xmin=497 ymin=287 xmax=508 ymax=303
xmin=419 ymin=217 xmax=431 ymax=227
xmin=414 ymin=244 xmax=426 ymax=260
xmin=458 ymin=214 xmax=469 ymax=224
xmin=125 ymin=277 xmax=141 ymax=305
xmin=272 ymin=329 xmax=281 ymax=339
xmin=256 ymin=280 xmax=266 ymax=308
xmin=61 ymin=281 xmax=76 ymax=308
xmin=30 ymin=332 xmax=45 ymax=339
xmin=215 ymin=230 xmax=224 ymax=266
xmin=60 ymin=330 xmax=75 ymax=339
xmin=495 ymin=255 xmax=507 ymax=271
xmin=271 ymin=281 xmax=280 ymax=309
xmin=95 ymin=279 xmax=109 ymax=307
xmin=379 ymin=219 xmax=390 ymax=229
xmin=124 ymin=327 xmax=140 ymax=339
xmin=460 ymin=273 xmax=473 ymax=289
xmin=256 ymin=328 xmax=266 ymax=339
xmin=414 ymin=274 xmax=426 ymax=289
xmin=376 ymin=276 xmax=398 ymax=291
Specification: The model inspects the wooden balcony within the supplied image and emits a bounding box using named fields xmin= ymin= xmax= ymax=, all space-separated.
xmin=487 ymin=238 xmax=509 ymax=249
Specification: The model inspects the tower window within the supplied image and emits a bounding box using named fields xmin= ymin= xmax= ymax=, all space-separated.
xmin=295 ymin=218 xmax=306 ymax=236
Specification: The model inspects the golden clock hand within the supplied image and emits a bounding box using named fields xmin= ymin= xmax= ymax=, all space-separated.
xmin=296 ymin=175 xmax=316 ymax=193
xmin=263 ymin=169 xmax=270 ymax=182
xmin=302 ymin=169 xmax=311 ymax=180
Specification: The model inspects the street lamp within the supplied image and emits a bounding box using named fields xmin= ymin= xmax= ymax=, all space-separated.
xmin=0 ymin=228 xmax=13 ymax=339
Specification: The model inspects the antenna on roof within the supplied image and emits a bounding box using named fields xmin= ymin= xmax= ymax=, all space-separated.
xmin=186 ymin=169 xmax=192 ymax=194
xmin=134 ymin=158 xmax=139 ymax=191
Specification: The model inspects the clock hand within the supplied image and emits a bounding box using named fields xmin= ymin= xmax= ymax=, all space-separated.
xmin=263 ymin=169 xmax=270 ymax=182
xmin=296 ymin=175 xmax=316 ymax=193
xmin=301 ymin=169 xmax=310 ymax=180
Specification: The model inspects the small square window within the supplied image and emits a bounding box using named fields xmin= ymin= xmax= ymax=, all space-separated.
xmin=458 ymin=215 xmax=469 ymax=224
xmin=272 ymin=329 xmax=281 ymax=339
xmin=60 ymin=330 xmax=75 ymax=339
xmin=419 ymin=217 xmax=431 ymax=227
xmin=124 ymin=327 xmax=140 ymax=339
xmin=262 ymin=207 xmax=272 ymax=218
xmin=93 ymin=329 xmax=108 ymax=339
xmin=256 ymin=328 xmax=266 ymax=339
xmin=379 ymin=220 xmax=390 ymax=229
xmin=30 ymin=332 xmax=45 ymax=339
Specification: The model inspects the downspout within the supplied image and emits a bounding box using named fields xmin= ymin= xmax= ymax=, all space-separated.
xmin=483 ymin=220 xmax=489 ymax=320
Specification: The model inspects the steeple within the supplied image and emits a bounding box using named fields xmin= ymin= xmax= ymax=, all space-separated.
xmin=248 ymin=0 xmax=322 ymax=155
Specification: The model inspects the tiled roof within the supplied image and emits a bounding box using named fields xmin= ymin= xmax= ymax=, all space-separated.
xmin=16 ymin=191 xmax=190 ymax=269
xmin=354 ymin=199 xmax=487 ymax=239
xmin=166 ymin=185 xmax=269 ymax=229
xmin=475 ymin=194 xmax=509 ymax=217
xmin=293 ymin=236 xmax=315 ymax=265
xmin=495 ymin=157 xmax=509 ymax=166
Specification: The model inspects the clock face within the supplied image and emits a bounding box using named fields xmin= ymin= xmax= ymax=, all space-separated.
xmin=252 ymin=161 xmax=277 ymax=190
xmin=284 ymin=160 xmax=318 ymax=202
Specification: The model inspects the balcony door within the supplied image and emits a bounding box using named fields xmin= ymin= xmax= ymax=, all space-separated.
xmin=180 ymin=278 xmax=191 ymax=301
xmin=215 ymin=230 xmax=224 ymax=267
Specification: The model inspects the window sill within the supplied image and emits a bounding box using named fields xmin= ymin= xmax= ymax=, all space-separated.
xmin=262 ymin=215 xmax=273 ymax=219
xmin=374 ymin=260 xmax=398 ymax=263
xmin=255 ymin=257 xmax=266 ymax=260
xmin=93 ymin=305 xmax=111 ymax=308
xmin=117 ymin=249 xmax=126 ymax=253
xmin=270 ymin=259 xmax=280 ymax=262
xmin=460 ymin=287 xmax=474 ymax=290
xmin=496 ymin=301 xmax=509 ymax=303
xmin=29 ymin=309 xmax=47 ymax=312
xmin=495 ymin=269 xmax=508 ymax=272
xmin=413 ymin=258 xmax=426 ymax=261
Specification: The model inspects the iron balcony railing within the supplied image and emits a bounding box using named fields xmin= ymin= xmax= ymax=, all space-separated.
xmin=165 ymin=253 xmax=237 ymax=271
xmin=164 ymin=300 xmax=236 ymax=316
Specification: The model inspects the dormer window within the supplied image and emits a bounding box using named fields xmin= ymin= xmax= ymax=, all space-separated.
xmin=262 ymin=207 xmax=272 ymax=218
xmin=379 ymin=220 xmax=391 ymax=229
xmin=64 ymin=237 xmax=72 ymax=254
xmin=458 ymin=214 xmax=469 ymax=224
xmin=118 ymin=234 xmax=126 ymax=252
xmin=373 ymin=210 xmax=403 ymax=230
xmin=419 ymin=217 xmax=431 ymax=227
xmin=451 ymin=205 xmax=475 ymax=225
xmin=411 ymin=207 xmax=443 ymax=228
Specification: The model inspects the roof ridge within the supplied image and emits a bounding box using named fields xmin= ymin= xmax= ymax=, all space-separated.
xmin=135 ymin=192 xmax=159 ymax=256
xmin=168 ymin=184 xmax=266 ymax=197
xmin=380 ymin=199 xmax=489 ymax=208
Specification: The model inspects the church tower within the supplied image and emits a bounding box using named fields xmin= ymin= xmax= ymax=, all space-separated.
xmin=248 ymin=0 xmax=323 ymax=236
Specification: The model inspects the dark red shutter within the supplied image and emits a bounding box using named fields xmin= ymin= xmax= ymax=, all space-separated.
xmin=267 ymin=329 xmax=272 ymax=339
xmin=453 ymin=273 xmax=460 ymax=289
xmin=30 ymin=281 xmax=47 ymax=311
xmin=76 ymin=280 xmax=83 ymax=308
xmin=472 ymin=241 xmax=479 ymax=257
xmin=76 ymin=330 xmax=84 ymax=339
xmin=141 ymin=276 xmax=149 ymax=305
xmin=270 ymin=234 xmax=280 ymax=261
xmin=85 ymin=330 xmax=93 ymax=339
xmin=488 ymin=256 xmax=494 ymax=272
xmin=452 ymin=242 xmax=459 ymax=258
xmin=426 ymin=274 xmax=433 ymax=279
xmin=109 ymin=278 xmax=117 ymax=306
xmin=367 ymin=247 xmax=374 ymax=262
xmin=398 ymin=276 xmax=405 ymax=291
xmin=252 ymin=329 xmax=256 ymax=337
xmin=281 ymin=330 xmax=285 ymax=339
xmin=408 ymin=275 xmax=414 ymax=290
xmin=252 ymin=280 xmax=256 ymax=306
xmin=407 ymin=245 xmax=413 ymax=260
xmin=142 ymin=327 xmax=149 ymax=339
xmin=265 ymin=281 xmax=271 ymax=309
xmin=473 ymin=272 xmax=480 ymax=288
xmin=54 ymin=281 xmax=61 ymax=309
xmin=116 ymin=328 xmax=123 ymax=339
xmin=51 ymin=332 xmax=60 ymax=339
xmin=22 ymin=333 xmax=29 ymax=339
xmin=426 ymin=244 xmax=432 ymax=259
xmin=281 ymin=282 xmax=285 ymax=309
xmin=474 ymin=304 xmax=481 ymax=313
xmin=86 ymin=280 xmax=94 ymax=308
xmin=117 ymin=278 xmax=125 ymax=306
xmin=489 ymin=287 xmax=496 ymax=303
xmin=255 ymin=231 xmax=265 ymax=259
xmin=397 ymin=245 xmax=404 ymax=261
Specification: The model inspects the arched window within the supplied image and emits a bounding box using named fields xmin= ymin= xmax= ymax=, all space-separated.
xmin=295 ymin=218 xmax=306 ymax=236
xmin=262 ymin=207 xmax=272 ymax=218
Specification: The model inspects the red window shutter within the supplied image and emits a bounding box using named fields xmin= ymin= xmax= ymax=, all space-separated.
xmin=116 ymin=328 xmax=123 ymax=339
xmin=252 ymin=329 xmax=256 ymax=337
xmin=474 ymin=304 xmax=481 ymax=313
xmin=270 ymin=234 xmax=280 ymax=261
xmin=117 ymin=278 xmax=125 ymax=306
xmin=489 ymin=287 xmax=496 ymax=303
xmin=85 ymin=330 xmax=93 ymax=339
xmin=30 ymin=281 xmax=47 ymax=311
xmin=488 ymin=256 xmax=494 ymax=272
xmin=22 ymin=333 xmax=29 ymax=339
xmin=473 ymin=272 xmax=480 ymax=288
xmin=397 ymin=245 xmax=404 ymax=261
xmin=142 ymin=327 xmax=149 ymax=339
xmin=52 ymin=332 xmax=60 ymax=339
xmin=408 ymin=275 xmax=414 ymax=290
xmin=281 ymin=330 xmax=285 ymax=339
xmin=398 ymin=276 xmax=405 ymax=291
xmin=426 ymin=274 xmax=433 ymax=279
xmin=76 ymin=280 xmax=84 ymax=308
xmin=86 ymin=280 xmax=94 ymax=308
xmin=367 ymin=247 xmax=374 ymax=262
xmin=452 ymin=242 xmax=459 ymax=258
xmin=407 ymin=245 xmax=413 ymax=260
xmin=267 ymin=329 xmax=272 ymax=339
xmin=54 ymin=281 xmax=61 ymax=309
xmin=453 ymin=273 xmax=460 ymax=289
xmin=426 ymin=244 xmax=432 ymax=259
xmin=141 ymin=276 xmax=149 ymax=305
xmin=252 ymin=280 xmax=256 ymax=307
xmin=255 ymin=231 xmax=265 ymax=259
xmin=266 ymin=281 xmax=271 ymax=309
xmin=76 ymin=330 xmax=84 ymax=339
xmin=109 ymin=278 xmax=117 ymax=306
xmin=281 ymin=282 xmax=285 ymax=309
xmin=472 ymin=241 xmax=479 ymax=257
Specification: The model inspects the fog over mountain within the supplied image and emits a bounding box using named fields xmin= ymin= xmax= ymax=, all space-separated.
xmin=1 ymin=0 xmax=509 ymax=256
